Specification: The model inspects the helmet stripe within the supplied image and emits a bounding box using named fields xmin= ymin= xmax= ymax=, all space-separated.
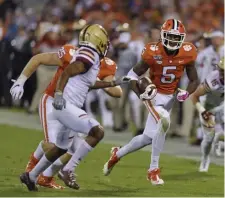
xmin=99 ymin=27 xmax=108 ymax=37
xmin=173 ymin=19 xmax=178 ymax=30
xmin=176 ymin=20 xmax=180 ymax=30
xmin=82 ymin=24 xmax=91 ymax=41
xmin=172 ymin=19 xmax=175 ymax=29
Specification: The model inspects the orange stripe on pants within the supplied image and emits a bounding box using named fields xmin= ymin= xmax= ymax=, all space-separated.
xmin=39 ymin=95 xmax=44 ymax=131
xmin=41 ymin=94 xmax=49 ymax=142
xmin=143 ymin=100 xmax=160 ymax=123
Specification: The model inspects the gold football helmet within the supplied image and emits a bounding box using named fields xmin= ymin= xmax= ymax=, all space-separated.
xmin=79 ymin=24 xmax=109 ymax=57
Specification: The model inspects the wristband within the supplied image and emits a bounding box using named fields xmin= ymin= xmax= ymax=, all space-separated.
xmin=55 ymin=90 xmax=63 ymax=95
xmin=18 ymin=74 xmax=28 ymax=84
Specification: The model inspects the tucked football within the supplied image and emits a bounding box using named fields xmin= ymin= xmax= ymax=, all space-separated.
xmin=137 ymin=76 xmax=153 ymax=94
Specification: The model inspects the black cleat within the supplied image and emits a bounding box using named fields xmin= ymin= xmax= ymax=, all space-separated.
xmin=20 ymin=172 xmax=38 ymax=191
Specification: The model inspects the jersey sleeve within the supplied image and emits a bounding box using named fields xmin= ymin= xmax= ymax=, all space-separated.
xmin=203 ymin=71 xmax=220 ymax=92
xmin=75 ymin=47 xmax=96 ymax=69
xmin=98 ymin=58 xmax=117 ymax=80
xmin=182 ymin=43 xmax=198 ymax=65
xmin=57 ymin=44 xmax=76 ymax=67
xmin=141 ymin=43 xmax=154 ymax=65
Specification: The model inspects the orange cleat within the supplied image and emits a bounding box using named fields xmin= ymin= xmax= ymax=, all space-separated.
xmin=147 ymin=168 xmax=164 ymax=185
xmin=37 ymin=174 xmax=65 ymax=189
xmin=25 ymin=153 xmax=39 ymax=172
xmin=103 ymin=147 xmax=120 ymax=176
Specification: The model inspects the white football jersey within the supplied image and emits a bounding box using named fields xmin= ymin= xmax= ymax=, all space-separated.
xmin=204 ymin=70 xmax=224 ymax=93
xmin=196 ymin=45 xmax=221 ymax=82
xmin=63 ymin=46 xmax=100 ymax=108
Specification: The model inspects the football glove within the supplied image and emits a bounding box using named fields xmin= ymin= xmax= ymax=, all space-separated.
xmin=140 ymin=84 xmax=157 ymax=100
xmin=200 ymin=110 xmax=215 ymax=128
xmin=10 ymin=79 xmax=25 ymax=100
xmin=177 ymin=88 xmax=189 ymax=102
xmin=52 ymin=91 xmax=66 ymax=110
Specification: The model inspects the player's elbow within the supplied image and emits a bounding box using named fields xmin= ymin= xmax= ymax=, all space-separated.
xmin=192 ymin=78 xmax=200 ymax=88
xmin=31 ymin=54 xmax=41 ymax=65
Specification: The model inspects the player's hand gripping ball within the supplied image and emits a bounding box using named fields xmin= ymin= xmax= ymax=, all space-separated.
xmin=138 ymin=77 xmax=157 ymax=100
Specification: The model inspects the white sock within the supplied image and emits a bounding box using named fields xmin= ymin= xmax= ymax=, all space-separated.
xmin=63 ymin=141 xmax=93 ymax=171
xmin=42 ymin=158 xmax=64 ymax=177
xmin=116 ymin=134 xmax=152 ymax=158
xmin=150 ymin=132 xmax=166 ymax=171
xmin=29 ymin=155 xmax=52 ymax=182
xmin=33 ymin=141 xmax=44 ymax=160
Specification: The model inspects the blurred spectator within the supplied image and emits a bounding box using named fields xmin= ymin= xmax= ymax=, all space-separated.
xmin=110 ymin=23 xmax=138 ymax=132
xmin=0 ymin=0 xmax=17 ymax=21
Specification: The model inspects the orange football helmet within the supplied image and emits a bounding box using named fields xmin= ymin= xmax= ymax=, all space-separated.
xmin=161 ymin=19 xmax=186 ymax=51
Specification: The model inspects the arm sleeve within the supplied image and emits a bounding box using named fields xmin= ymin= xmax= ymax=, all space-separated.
xmin=141 ymin=44 xmax=154 ymax=66
xmin=75 ymin=48 xmax=96 ymax=71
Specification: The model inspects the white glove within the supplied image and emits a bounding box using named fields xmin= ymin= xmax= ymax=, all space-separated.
xmin=140 ymin=84 xmax=157 ymax=100
xmin=10 ymin=75 xmax=27 ymax=100
xmin=177 ymin=88 xmax=189 ymax=102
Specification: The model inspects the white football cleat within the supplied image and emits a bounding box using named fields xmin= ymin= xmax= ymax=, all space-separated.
xmin=199 ymin=156 xmax=210 ymax=172
xmin=103 ymin=147 xmax=120 ymax=176
xmin=147 ymin=168 xmax=164 ymax=185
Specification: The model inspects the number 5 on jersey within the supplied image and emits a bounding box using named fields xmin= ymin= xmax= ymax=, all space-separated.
xmin=161 ymin=66 xmax=176 ymax=84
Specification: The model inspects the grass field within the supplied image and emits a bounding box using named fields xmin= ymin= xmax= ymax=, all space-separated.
xmin=0 ymin=124 xmax=224 ymax=197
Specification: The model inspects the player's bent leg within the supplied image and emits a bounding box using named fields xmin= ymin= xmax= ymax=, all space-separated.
xmin=59 ymin=125 xmax=104 ymax=190
xmin=38 ymin=152 xmax=73 ymax=189
xmin=147 ymin=106 xmax=170 ymax=185
xmin=199 ymin=126 xmax=215 ymax=172
xmin=26 ymin=94 xmax=58 ymax=172
xmin=213 ymin=131 xmax=224 ymax=157
xmin=103 ymin=134 xmax=152 ymax=176
xmin=20 ymin=145 xmax=67 ymax=192
xmin=21 ymin=127 xmax=69 ymax=191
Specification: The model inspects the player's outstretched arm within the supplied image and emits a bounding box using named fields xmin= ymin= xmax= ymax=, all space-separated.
xmin=127 ymin=60 xmax=149 ymax=97
xmin=20 ymin=53 xmax=63 ymax=79
xmin=101 ymin=75 xmax=122 ymax=98
xmin=91 ymin=76 xmax=130 ymax=91
xmin=10 ymin=52 xmax=63 ymax=100
xmin=185 ymin=62 xmax=199 ymax=94
xmin=190 ymin=82 xmax=215 ymax=125
xmin=190 ymin=84 xmax=207 ymax=105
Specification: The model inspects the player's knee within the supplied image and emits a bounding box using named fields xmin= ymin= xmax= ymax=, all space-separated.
xmin=89 ymin=125 xmax=105 ymax=141
xmin=156 ymin=107 xmax=170 ymax=133
xmin=42 ymin=141 xmax=55 ymax=152
xmin=204 ymin=131 xmax=215 ymax=143
xmin=142 ymin=134 xmax=152 ymax=145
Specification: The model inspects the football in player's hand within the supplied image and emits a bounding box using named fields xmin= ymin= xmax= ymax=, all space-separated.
xmin=137 ymin=77 xmax=153 ymax=94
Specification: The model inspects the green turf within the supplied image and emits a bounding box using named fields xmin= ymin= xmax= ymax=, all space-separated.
xmin=0 ymin=124 xmax=224 ymax=197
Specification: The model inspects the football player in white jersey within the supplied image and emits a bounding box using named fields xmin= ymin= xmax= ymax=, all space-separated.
xmin=190 ymin=57 xmax=224 ymax=172
xmin=16 ymin=24 xmax=128 ymax=191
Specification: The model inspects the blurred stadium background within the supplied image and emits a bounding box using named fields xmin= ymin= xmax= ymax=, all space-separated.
xmin=0 ymin=0 xmax=224 ymax=189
